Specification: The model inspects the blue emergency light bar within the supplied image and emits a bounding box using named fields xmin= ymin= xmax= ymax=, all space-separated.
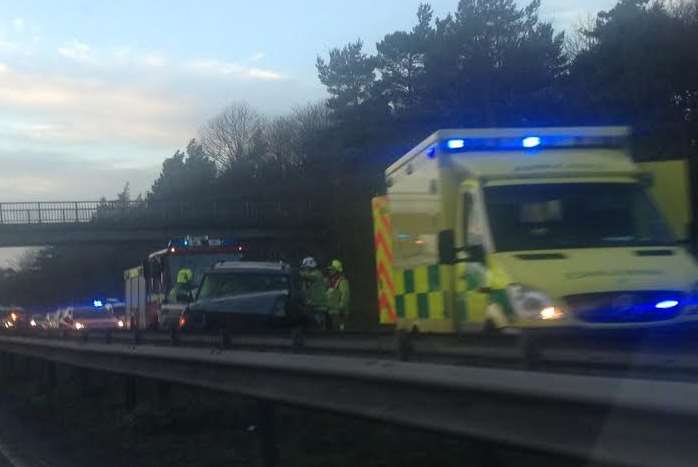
xmin=439 ymin=133 xmax=627 ymax=154
xmin=168 ymin=236 xmax=236 ymax=249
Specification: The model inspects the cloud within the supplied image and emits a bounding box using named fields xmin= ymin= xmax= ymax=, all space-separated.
xmin=57 ymin=40 xmax=93 ymax=63
xmin=249 ymin=52 xmax=265 ymax=62
xmin=142 ymin=53 xmax=166 ymax=67
xmin=186 ymin=58 xmax=284 ymax=81
xmin=0 ymin=149 xmax=160 ymax=202
xmin=110 ymin=46 xmax=166 ymax=67
xmin=12 ymin=18 xmax=25 ymax=32
xmin=0 ymin=40 xmax=22 ymax=54
xmin=0 ymin=65 xmax=196 ymax=148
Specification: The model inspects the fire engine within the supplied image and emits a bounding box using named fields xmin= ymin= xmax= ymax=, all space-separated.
xmin=124 ymin=236 xmax=244 ymax=329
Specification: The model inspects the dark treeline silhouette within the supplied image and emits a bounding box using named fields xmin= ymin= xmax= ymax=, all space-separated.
xmin=2 ymin=0 xmax=697 ymax=325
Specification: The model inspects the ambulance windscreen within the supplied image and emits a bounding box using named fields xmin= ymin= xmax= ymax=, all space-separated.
xmin=484 ymin=183 xmax=675 ymax=251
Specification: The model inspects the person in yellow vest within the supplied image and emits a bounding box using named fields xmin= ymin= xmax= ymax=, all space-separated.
xmin=326 ymin=259 xmax=350 ymax=331
xmin=300 ymin=257 xmax=328 ymax=328
xmin=169 ymin=267 xmax=194 ymax=303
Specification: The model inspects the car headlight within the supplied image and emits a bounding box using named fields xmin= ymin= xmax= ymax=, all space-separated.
xmin=117 ymin=320 xmax=124 ymax=328
xmin=30 ymin=319 xmax=37 ymax=327
xmin=75 ymin=322 xmax=85 ymax=330
xmin=507 ymin=284 xmax=564 ymax=320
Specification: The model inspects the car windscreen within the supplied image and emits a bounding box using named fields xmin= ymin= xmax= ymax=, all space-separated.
xmin=485 ymin=182 xmax=676 ymax=251
xmin=166 ymin=254 xmax=243 ymax=291
xmin=197 ymin=273 xmax=289 ymax=300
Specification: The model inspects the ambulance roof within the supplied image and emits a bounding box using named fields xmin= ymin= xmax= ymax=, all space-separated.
xmin=387 ymin=127 xmax=634 ymax=179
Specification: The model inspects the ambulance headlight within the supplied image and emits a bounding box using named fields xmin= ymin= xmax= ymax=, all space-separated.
xmin=507 ymin=284 xmax=564 ymax=320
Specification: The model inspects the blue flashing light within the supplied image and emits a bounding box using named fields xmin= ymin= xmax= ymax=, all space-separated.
xmin=522 ymin=136 xmax=541 ymax=149
xmin=447 ymin=139 xmax=465 ymax=149
xmin=93 ymin=300 xmax=104 ymax=308
xmin=440 ymin=133 xmax=626 ymax=153
xmin=655 ymin=300 xmax=679 ymax=309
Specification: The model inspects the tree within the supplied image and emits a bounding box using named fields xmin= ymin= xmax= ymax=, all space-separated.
xmin=149 ymin=139 xmax=216 ymax=201
xmin=567 ymin=0 xmax=698 ymax=157
xmin=417 ymin=0 xmax=566 ymax=126
xmin=200 ymin=102 xmax=267 ymax=170
xmin=316 ymin=40 xmax=379 ymax=119
xmin=375 ymin=4 xmax=434 ymax=113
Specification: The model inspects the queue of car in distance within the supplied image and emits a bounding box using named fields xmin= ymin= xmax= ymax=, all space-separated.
xmin=3 ymin=262 xmax=307 ymax=334
xmin=26 ymin=303 xmax=126 ymax=331
xmin=178 ymin=261 xmax=308 ymax=332
xmin=0 ymin=306 xmax=27 ymax=329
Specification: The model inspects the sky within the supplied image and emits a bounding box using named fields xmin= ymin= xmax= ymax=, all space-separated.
xmin=0 ymin=0 xmax=616 ymax=266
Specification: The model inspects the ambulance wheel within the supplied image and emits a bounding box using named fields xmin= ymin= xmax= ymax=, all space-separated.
xmin=482 ymin=319 xmax=499 ymax=336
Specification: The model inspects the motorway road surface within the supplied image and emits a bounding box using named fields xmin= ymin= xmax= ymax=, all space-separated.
xmin=0 ymin=405 xmax=65 ymax=467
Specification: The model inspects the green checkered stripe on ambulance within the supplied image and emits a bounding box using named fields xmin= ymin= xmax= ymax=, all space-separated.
xmin=394 ymin=264 xmax=450 ymax=320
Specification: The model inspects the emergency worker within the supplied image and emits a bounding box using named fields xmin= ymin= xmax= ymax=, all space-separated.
xmin=326 ymin=259 xmax=350 ymax=331
xmin=299 ymin=257 xmax=328 ymax=327
xmin=169 ymin=267 xmax=194 ymax=303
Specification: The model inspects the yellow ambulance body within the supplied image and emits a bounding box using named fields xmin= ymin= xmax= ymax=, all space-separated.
xmin=373 ymin=127 xmax=698 ymax=333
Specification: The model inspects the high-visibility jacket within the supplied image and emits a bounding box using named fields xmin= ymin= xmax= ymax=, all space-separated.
xmin=327 ymin=274 xmax=350 ymax=316
xmin=300 ymin=269 xmax=328 ymax=310
xmin=176 ymin=268 xmax=194 ymax=285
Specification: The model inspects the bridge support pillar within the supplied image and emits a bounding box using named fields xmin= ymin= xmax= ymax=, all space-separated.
xmin=257 ymin=400 xmax=279 ymax=467
xmin=125 ymin=375 xmax=137 ymax=410
xmin=44 ymin=361 xmax=57 ymax=412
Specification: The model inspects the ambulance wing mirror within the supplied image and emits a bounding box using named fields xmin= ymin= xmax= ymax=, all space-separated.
xmin=464 ymin=244 xmax=486 ymax=264
xmin=638 ymin=172 xmax=654 ymax=188
xmin=438 ymin=230 xmax=457 ymax=265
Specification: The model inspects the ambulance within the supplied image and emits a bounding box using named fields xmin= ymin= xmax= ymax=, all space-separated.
xmin=372 ymin=127 xmax=698 ymax=333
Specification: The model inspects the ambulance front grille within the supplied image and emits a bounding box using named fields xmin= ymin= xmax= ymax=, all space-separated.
xmin=564 ymin=291 xmax=684 ymax=323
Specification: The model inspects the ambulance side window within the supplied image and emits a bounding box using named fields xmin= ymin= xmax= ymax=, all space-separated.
xmin=464 ymin=192 xmax=484 ymax=247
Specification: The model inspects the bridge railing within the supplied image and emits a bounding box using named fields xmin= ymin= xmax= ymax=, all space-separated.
xmin=0 ymin=199 xmax=323 ymax=228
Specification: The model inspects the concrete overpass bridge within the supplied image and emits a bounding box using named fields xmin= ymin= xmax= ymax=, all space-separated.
xmin=0 ymin=199 xmax=325 ymax=248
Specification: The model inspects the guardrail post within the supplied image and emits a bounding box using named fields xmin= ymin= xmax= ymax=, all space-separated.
xmin=257 ymin=400 xmax=279 ymax=467
xmin=37 ymin=202 xmax=42 ymax=224
xmin=125 ymin=376 xmax=137 ymax=410
xmin=220 ymin=329 xmax=232 ymax=349
xmin=169 ymin=328 xmax=180 ymax=346
xmin=0 ymin=203 xmax=3 ymax=224
xmin=291 ymin=326 xmax=305 ymax=352
xmin=45 ymin=361 xmax=57 ymax=413
xmin=519 ymin=331 xmax=542 ymax=370
xmin=156 ymin=381 xmax=171 ymax=408
xmin=395 ymin=329 xmax=413 ymax=362
xmin=79 ymin=367 xmax=90 ymax=397
xmin=74 ymin=202 xmax=79 ymax=223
